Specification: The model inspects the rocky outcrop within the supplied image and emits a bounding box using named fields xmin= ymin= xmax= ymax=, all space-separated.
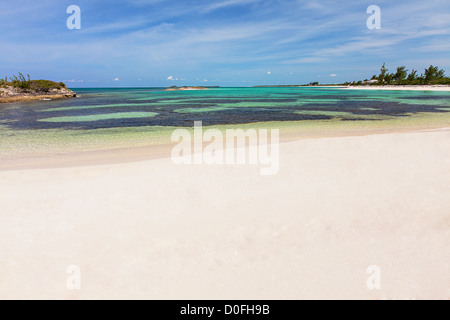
xmin=0 ymin=85 xmax=76 ymax=103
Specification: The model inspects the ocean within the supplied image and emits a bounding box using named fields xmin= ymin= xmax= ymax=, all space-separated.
xmin=1 ymin=87 xmax=450 ymax=130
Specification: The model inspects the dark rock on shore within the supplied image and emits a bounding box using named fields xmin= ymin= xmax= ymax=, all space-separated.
xmin=0 ymin=84 xmax=76 ymax=103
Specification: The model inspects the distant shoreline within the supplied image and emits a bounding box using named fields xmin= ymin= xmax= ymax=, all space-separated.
xmin=254 ymin=85 xmax=450 ymax=91
xmin=341 ymin=85 xmax=450 ymax=92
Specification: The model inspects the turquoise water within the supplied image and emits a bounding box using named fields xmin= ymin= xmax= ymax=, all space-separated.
xmin=1 ymin=87 xmax=450 ymax=130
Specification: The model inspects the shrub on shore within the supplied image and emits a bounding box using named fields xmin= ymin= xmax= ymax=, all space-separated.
xmin=29 ymin=80 xmax=67 ymax=92
xmin=0 ymin=74 xmax=67 ymax=92
xmin=10 ymin=73 xmax=31 ymax=89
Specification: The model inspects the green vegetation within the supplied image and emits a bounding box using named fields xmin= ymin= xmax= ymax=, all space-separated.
xmin=0 ymin=73 xmax=67 ymax=92
xmin=29 ymin=80 xmax=67 ymax=92
xmin=346 ymin=63 xmax=450 ymax=86
xmin=1 ymin=73 xmax=31 ymax=89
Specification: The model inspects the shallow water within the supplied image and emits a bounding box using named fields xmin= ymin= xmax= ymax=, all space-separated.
xmin=1 ymin=87 xmax=450 ymax=130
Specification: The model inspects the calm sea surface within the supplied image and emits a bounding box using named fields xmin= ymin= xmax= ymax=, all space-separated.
xmin=1 ymin=87 xmax=450 ymax=130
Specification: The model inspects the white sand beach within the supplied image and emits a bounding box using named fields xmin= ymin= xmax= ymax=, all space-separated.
xmin=343 ymin=85 xmax=450 ymax=92
xmin=0 ymin=129 xmax=449 ymax=300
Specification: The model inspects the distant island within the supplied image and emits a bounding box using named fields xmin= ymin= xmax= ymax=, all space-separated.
xmin=165 ymin=86 xmax=220 ymax=91
xmin=0 ymin=73 xmax=76 ymax=103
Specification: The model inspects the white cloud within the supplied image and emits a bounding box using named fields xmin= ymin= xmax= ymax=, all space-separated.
xmin=63 ymin=79 xmax=84 ymax=83
xmin=330 ymin=74 xmax=337 ymax=77
xmin=267 ymin=71 xmax=271 ymax=75
xmin=167 ymin=75 xmax=173 ymax=80
xmin=114 ymin=77 xmax=119 ymax=81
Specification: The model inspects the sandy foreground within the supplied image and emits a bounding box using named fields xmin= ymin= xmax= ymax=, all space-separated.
xmin=0 ymin=129 xmax=449 ymax=299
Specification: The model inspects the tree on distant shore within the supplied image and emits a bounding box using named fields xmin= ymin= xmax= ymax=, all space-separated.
xmin=377 ymin=63 xmax=388 ymax=84
xmin=407 ymin=69 xmax=418 ymax=82
xmin=424 ymin=65 xmax=446 ymax=84
xmin=394 ymin=66 xmax=408 ymax=84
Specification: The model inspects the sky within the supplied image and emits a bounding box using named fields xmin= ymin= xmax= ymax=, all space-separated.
xmin=1 ymin=0 xmax=449 ymax=87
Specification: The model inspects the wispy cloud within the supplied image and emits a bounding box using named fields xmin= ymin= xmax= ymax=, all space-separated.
xmin=202 ymin=0 xmax=261 ymax=13
xmin=79 ymin=19 xmax=150 ymax=34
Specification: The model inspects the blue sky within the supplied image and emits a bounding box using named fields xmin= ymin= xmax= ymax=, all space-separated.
xmin=1 ymin=0 xmax=449 ymax=87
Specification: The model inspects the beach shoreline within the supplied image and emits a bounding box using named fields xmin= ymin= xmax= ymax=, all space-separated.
xmin=2 ymin=116 xmax=450 ymax=171
xmin=341 ymin=85 xmax=450 ymax=92
xmin=253 ymin=85 xmax=450 ymax=92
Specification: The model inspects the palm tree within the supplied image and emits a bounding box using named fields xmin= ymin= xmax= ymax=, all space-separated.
xmin=407 ymin=69 xmax=418 ymax=83
xmin=394 ymin=66 xmax=408 ymax=84
xmin=424 ymin=65 xmax=445 ymax=84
